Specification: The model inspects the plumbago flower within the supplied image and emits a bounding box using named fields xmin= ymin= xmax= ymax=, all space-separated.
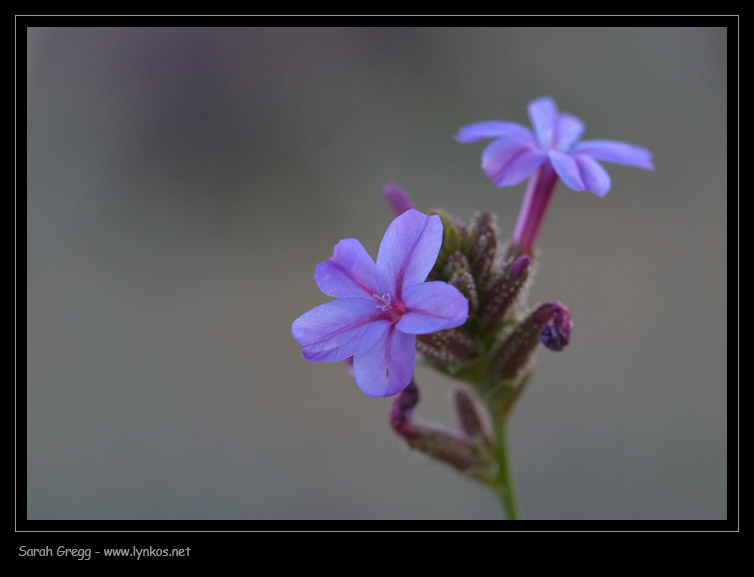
xmin=292 ymin=209 xmax=469 ymax=397
xmin=456 ymin=96 xmax=653 ymax=255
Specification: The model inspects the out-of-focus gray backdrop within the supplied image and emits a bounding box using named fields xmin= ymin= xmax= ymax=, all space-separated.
xmin=26 ymin=26 xmax=728 ymax=520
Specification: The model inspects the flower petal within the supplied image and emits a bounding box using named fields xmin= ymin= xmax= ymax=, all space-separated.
xmin=396 ymin=282 xmax=469 ymax=334
xmin=291 ymin=298 xmax=383 ymax=362
xmin=315 ymin=238 xmax=378 ymax=299
xmin=352 ymin=323 xmax=416 ymax=397
xmin=481 ymin=135 xmax=547 ymax=187
xmin=528 ymin=96 xmax=559 ymax=148
xmin=455 ymin=120 xmax=533 ymax=143
xmin=548 ymin=151 xmax=612 ymax=197
xmin=376 ymin=209 xmax=443 ymax=297
xmin=571 ymin=140 xmax=654 ymax=170
xmin=554 ymin=113 xmax=586 ymax=151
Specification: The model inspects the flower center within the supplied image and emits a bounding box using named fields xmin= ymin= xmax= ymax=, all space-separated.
xmin=373 ymin=292 xmax=406 ymax=322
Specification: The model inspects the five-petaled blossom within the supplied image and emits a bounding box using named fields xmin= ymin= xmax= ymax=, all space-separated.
xmin=456 ymin=96 xmax=653 ymax=255
xmin=292 ymin=209 xmax=469 ymax=397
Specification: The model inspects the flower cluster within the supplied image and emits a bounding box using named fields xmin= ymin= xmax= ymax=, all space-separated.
xmin=414 ymin=205 xmax=572 ymax=414
xmin=291 ymin=96 xmax=651 ymax=518
xmin=292 ymin=188 xmax=574 ymax=406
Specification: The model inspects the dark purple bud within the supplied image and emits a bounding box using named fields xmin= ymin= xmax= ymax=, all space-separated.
xmin=490 ymin=300 xmax=571 ymax=381
xmin=417 ymin=328 xmax=478 ymax=365
xmin=382 ymin=183 xmax=417 ymax=216
xmin=453 ymin=387 xmax=491 ymax=443
xmin=471 ymin=211 xmax=499 ymax=286
xmin=390 ymin=380 xmax=420 ymax=439
xmin=533 ymin=302 xmax=572 ymax=351
xmin=490 ymin=323 xmax=540 ymax=382
xmin=444 ymin=251 xmax=471 ymax=277
xmin=443 ymin=328 xmax=478 ymax=360
xmin=479 ymin=254 xmax=531 ymax=329
xmin=406 ymin=424 xmax=487 ymax=474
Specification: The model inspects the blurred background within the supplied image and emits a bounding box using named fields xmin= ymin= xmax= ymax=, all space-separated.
xmin=26 ymin=26 xmax=728 ymax=521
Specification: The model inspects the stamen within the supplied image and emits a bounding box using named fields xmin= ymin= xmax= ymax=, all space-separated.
xmin=372 ymin=293 xmax=393 ymax=311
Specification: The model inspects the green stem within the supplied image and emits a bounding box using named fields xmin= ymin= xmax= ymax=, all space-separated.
xmin=491 ymin=410 xmax=520 ymax=520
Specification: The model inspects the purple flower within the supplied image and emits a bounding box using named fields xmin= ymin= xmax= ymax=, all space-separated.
xmin=292 ymin=209 xmax=469 ymax=397
xmin=533 ymin=301 xmax=573 ymax=351
xmin=456 ymin=96 xmax=653 ymax=254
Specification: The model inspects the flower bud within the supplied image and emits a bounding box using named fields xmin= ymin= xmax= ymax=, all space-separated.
xmin=453 ymin=387 xmax=491 ymax=443
xmin=382 ymin=183 xmax=417 ymax=216
xmin=428 ymin=208 xmax=469 ymax=276
xmin=533 ymin=301 xmax=573 ymax=351
xmin=390 ymin=380 xmax=420 ymax=439
xmin=449 ymin=270 xmax=479 ymax=314
xmin=444 ymin=251 xmax=471 ymax=277
xmin=405 ymin=424 xmax=487 ymax=474
xmin=490 ymin=301 xmax=571 ymax=382
xmin=417 ymin=328 xmax=478 ymax=365
xmin=471 ymin=211 xmax=499 ymax=287
xmin=479 ymin=254 xmax=531 ymax=329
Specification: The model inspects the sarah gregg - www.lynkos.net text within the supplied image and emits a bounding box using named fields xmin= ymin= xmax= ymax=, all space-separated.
xmin=19 ymin=545 xmax=191 ymax=560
